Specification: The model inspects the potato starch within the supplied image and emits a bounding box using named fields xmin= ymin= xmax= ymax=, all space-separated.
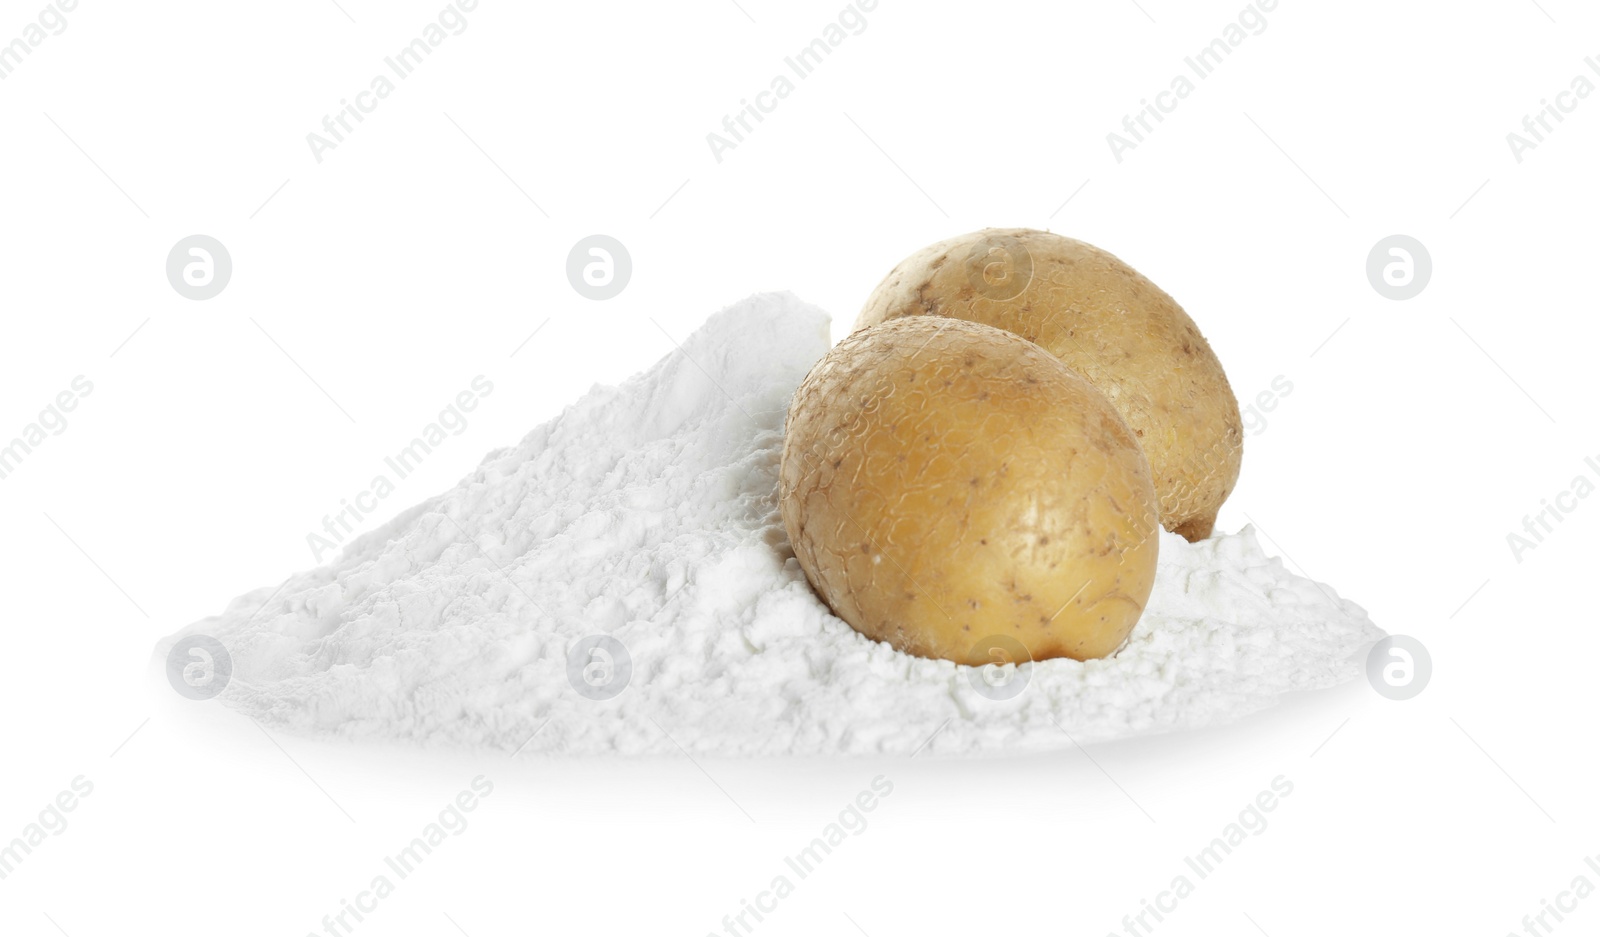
xmin=157 ymin=292 xmax=1383 ymax=755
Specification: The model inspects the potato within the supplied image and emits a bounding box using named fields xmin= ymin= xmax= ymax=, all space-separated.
xmin=856 ymin=228 xmax=1242 ymax=541
xmin=779 ymin=317 xmax=1159 ymax=665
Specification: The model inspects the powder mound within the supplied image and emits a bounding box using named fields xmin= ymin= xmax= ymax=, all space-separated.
xmin=154 ymin=291 xmax=1384 ymax=755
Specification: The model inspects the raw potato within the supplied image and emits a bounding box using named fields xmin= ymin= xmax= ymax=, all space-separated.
xmin=779 ymin=317 xmax=1160 ymax=665
xmin=856 ymin=228 xmax=1242 ymax=541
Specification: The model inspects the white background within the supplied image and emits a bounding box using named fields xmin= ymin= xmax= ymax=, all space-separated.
xmin=1 ymin=0 xmax=1596 ymax=934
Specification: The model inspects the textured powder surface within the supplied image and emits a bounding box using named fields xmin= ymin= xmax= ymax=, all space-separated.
xmin=155 ymin=292 xmax=1384 ymax=755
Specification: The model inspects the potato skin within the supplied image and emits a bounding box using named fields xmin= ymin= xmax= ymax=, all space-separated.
xmin=779 ymin=317 xmax=1159 ymax=665
xmin=856 ymin=228 xmax=1242 ymax=541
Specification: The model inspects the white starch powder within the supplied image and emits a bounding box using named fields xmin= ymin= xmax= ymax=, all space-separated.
xmin=156 ymin=292 xmax=1383 ymax=755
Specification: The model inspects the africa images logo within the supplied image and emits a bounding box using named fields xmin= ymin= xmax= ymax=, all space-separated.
xmin=165 ymin=635 xmax=232 ymax=700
